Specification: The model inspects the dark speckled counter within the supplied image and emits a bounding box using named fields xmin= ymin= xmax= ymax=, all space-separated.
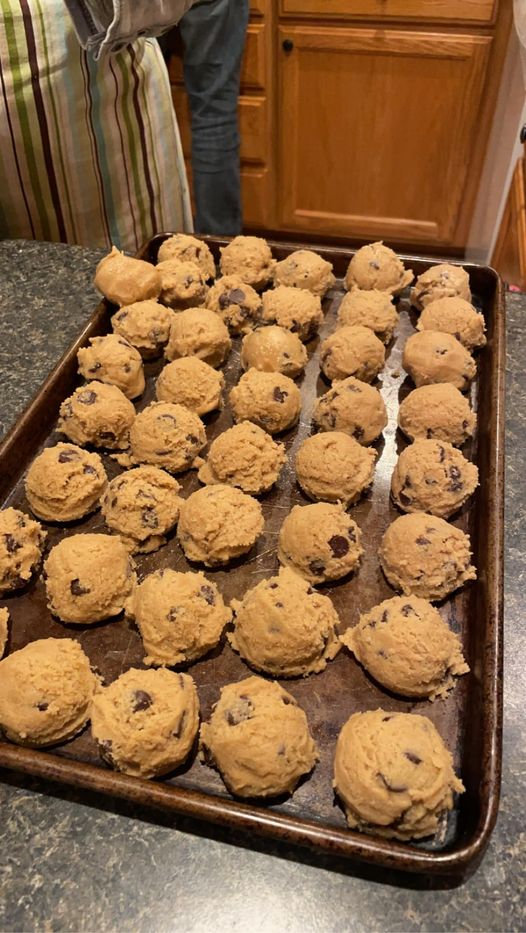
xmin=0 ymin=240 xmax=524 ymax=933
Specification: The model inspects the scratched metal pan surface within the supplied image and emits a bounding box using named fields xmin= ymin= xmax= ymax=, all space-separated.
xmin=0 ymin=236 xmax=504 ymax=878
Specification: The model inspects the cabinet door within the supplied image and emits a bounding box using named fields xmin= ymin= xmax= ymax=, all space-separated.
xmin=278 ymin=27 xmax=491 ymax=245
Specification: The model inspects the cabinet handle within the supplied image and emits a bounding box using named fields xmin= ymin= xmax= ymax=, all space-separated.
xmin=520 ymin=125 xmax=526 ymax=144
xmin=282 ymin=39 xmax=294 ymax=53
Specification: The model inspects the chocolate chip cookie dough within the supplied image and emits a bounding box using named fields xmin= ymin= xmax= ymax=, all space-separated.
xmin=240 ymin=325 xmax=308 ymax=378
xmin=58 ymin=381 xmax=135 ymax=450
xmin=229 ymin=369 xmax=301 ymax=434
xmin=333 ymin=709 xmax=464 ymax=839
xmin=157 ymin=259 xmax=209 ymax=309
xmin=344 ymin=242 xmax=413 ymax=296
xmin=91 ymin=668 xmax=199 ymax=779
xmin=77 ymin=334 xmax=145 ymax=399
xmin=398 ymin=384 xmax=476 ymax=446
xmin=206 ymin=275 xmax=262 ymax=334
xmin=156 ymin=357 xmax=224 ymax=415
xmin=44 ymin=533 xmax=136 ymax=624
xmin=177 ymin=485 xmax=264 ymax=566
xmin=157 ymin=233 xmax=215 ymax=280
xmin=25 ymin=443 xmax=107 ymax=522
xmin=0 ymin=607 xmax=8 ymax=659
xmin=416 ymin=296 xmax=486 ymax=351
xmin=229 ymin=567 xmax=341 ymax=677
xmin=0 ymin=508 xmax=46 ymax=595
xmin=126 ymin=569 xmax=231 ymax=667
xmin=198 ymin=422 xmax=286 ymax=495
xmin=0 ymin=638 xmax=98 ymax=747
xmin=273 ymin=249 xmax=335 ymax=297
xmin=219 ymin=235 xmax=275 ymax=290
xmin=337 ymin=289 xmax=399 ymax=343
xmin=391 ymin=439 xmax=479 ymax=518
xmin=320 ymin=325 xmax=385 ymax=383
xmin=128 ymin=401 xmax=206 ymax=474
xmin=94 ymin=246 xmax=162 ymax=307
xmin=312 ymin=377 xmax=387 ymax=445
xmin=295 ymin=432 xmax=376 ymax=506
xmin=278 ymin=503 xmax=363 ymax=584
xmin=342 ymin=595 xmax=469 ymax=700
xmin=165 ymin=307 xmax=231 ymax=368
xmin=111 ymin=300 xmax=176 ymax=358
xmin=101 ymin=466 xmax=183 ymax=553
xmin=411 ymin=263 xmax=471 ymax=311
xmin=261 ymin=286 xmax=323 ymax=342
xmin=402 ymin=331 xmax=476 ymax=391
xmin=379 ymin=512 xmax=476 ymax=601
xmin=200 ymin=676 xmax=319 ymax=798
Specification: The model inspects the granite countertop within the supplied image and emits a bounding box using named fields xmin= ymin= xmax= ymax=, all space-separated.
xmin=0 ymin=240 xmax=524 ymax=933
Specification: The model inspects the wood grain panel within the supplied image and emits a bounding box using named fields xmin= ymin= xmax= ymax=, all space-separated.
xmin=241 ymin=23 xmax=267 ymax=91
xmin=491 ymin=157 xmax=526 ymax=288
xmin=278 ymin=26 xmax=491 ymax=244
xmin=279 ymin=0 xmax=496 ymax=25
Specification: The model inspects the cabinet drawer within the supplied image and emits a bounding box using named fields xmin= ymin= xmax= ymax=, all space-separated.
xmin=250 ymin=0 xmax=269 ymax=15
xmin=241 ymin=23 xmax=267 ymax=91
xmin=172 ymin=88 xmax=268 ymax=165
xmin=279 ymin=0 xmax=496 ymax=25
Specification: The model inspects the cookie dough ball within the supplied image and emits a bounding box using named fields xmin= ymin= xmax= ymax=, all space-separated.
xmin=333 ymin=709 xmax=464 ymax=839
xmin=261 ymin=285 xmax=323 ymax=342
xmin=200 ymin=676 xmax=318 ymax=798
xmin=44 ymin=533 xmax=136 ymax=624
xmin=417 ymin=297 xmax=486 ymax=351
xmin=296 ymin=432 xmax=376 ymax=507
xmin=229 ymin=566 xmax=341 ymax=677
xmin=157 ymin=259 xmax=208 ymax=309
xmin=403 ymin=331 xmax=476 ymax=392
xmin=0 ymin=638 xmax=98 ymax=747
xmin=177 ymin=485 xmax=264 ymax=566
xmin=77 ymin=334 xmax=145 ymax=399
xmin=274 ymin=249 xmax=335 ymax=297
xmin=156 ymin=357 xmax=224 ymax=415
xmin=25 ymin=443 xmax=107 ymax=523
xmin=58 ymin=381 xmax=135 ymax=450
xmin=127 ymin=569 xmax=231 ymax=666
xmin=219 ymin=235 xmax=275 ymax=290
xmin=342 ymin=595 xmax=469 ymax=700
xmin=0 ymin=607 xmax=8 ymax=659
xmin=206 ymin=275 xmax=262 ymax=334
xmin=379 ymin=512 xmax=476 ymax=601
xmin=337 ymin=289 xmax=399 ymax=344
xmin=129 ymin=401 xmax=206 ymax=474
xmin=94 ymin=246 xmax=161 ymax=307
xmin=278 ymin=502 xmax=363 ymax=585
xmin=312 ymin=377 xmax=387 ymax=445
xmin=398 ymin=384 xmax=476 ymax=446
xmin=91 ymin=668 xmax=199 ymax=778
xmin=229 ymin=369 xmax=301 ymax=435
xmin=344 ymin=242 xmax=413 ymax=296
xmin=157 ymin=233 xmax=215 ymax=280
xmin=0 ymin=508 xmax=46 ymax=595
xmin=198 ymin=422 xmax=286 ymax=495
xmin=320 ymin=325 xmax=385 ymax=384
xmin=391 ymin=439 xmax=479 ymax=519
xmin=111 ymin=300 xmax=175 ymax=359
xmin=165 ymin=307 xmax=231 ymax=368
xmin=411 ymin=263 xmax=471 ymax=311
xmin=101 ymin=466 xmax=183 ymax=553
xmin=240 ymin=325 xmax=307 ymax=378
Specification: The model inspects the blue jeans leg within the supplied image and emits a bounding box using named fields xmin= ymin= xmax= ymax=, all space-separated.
xmin=179 ymin=0 xmax=249 ymax=235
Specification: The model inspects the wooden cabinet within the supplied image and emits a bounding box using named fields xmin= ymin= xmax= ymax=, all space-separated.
xmin=491 ymin=156 xmax=526 ymax=289
xmin=279 ymin=0 xmax=496 ymax=25
xmin=278 ymin=26 xmax=491 ymax=246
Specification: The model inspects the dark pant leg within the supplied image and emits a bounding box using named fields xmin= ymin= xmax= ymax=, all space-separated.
xmin=179 ymin=0 xmax=249 ymax=235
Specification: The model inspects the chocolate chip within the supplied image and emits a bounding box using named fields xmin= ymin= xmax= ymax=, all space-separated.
xmin=369 ymin=260 xmax=381 ymax=270
xmin=226 ymin=697 xmax=254 ymax=725
xmin=132 ymin=690 xmax=153 ymax=712
xmin=83 ymin=465 xmax=96 ymax=475
xmin=382 ymin=715 xmax=392 ymax=721
xmin=219 ymin=288 xmax=246 ymax=309
xmin=142 ymin=506 xmax=158 ymax=528
xmin=347 ymin=527 xmax=356 ymax=542
xmin=159 ymin=413 xmax=176 ymax=424
xmin=184 ymin=276 xmax=195 ymax=288
xmin=462 ymin=419 xmax=469 ymax=431
xmin=89 ymin=362 xmax=102 ymax=373
xmin=282 ymin=695 xmax=294 ymax=705
xmin=4 ymin=534 xmax=20 ymax=553
xmin=173 ymin=710 xmax=187 ymax=739
xmin=436 ymin=347 xmax=448 ymax=356
xmin=438 ymin=445 xmax=446 ymax=463
xmin=36 ymin=702 xmax=48 ymax=711
xmin=155 ymin=449 xmax=172 ymax=456
xmin=399 ymin=491 xmax=412 ymax=506
xmin=366 ymin=619 xmax=377 ymax=629
xmin=415 ymin=535 xmax=430 ymax=546
xmin=378 ymin=649 xmax=388 ymax=658
xmin=449 ymin=464 xmax=463 ymax=492
xmin=178 ymin=674 xmax=185 ymax=689
xmin=275 ymin=601 xmax=284 ymax=609
xmin=346 ymin=383 xmax=361 ymax=394
xmin=200 ymin=585 xmax=215 ymax=605
xmin=273 ymin=386 xmax=288 ymax=403
xmin=401 ymin=604 xmax=414 ymax=617
xmin=328 ymin=535 xmax=349 ymax=558
xmin=167 ymin=607 xmax=179 ymax=622
xmin=426 ymin=428 xmax=434 ymax=439
xmin=58 ymin=449 xmax=78 ymax=463
xmin=352 ymin=426 xmax=364 ymax=440
xmin=78 ymin=390 xmax=97 ymax=405
xmin=277 ymin=743 xmax=286 ymax=756
xmin=306 ymin=586 xmax=314 ymax=595
xmin=404 ymin=475 xmax=413 ymax=488
xmin=381 ymin=610 xmax=389 ymax=623
xmin=186 ymin=434 xmax=199 ymax=445
xmin=123 ymin=363 xmax=131 ymax=373
xmin=309 ymin=559 xmax=325 ymax=576
xmin=70 ymin=578 xmax=90 ymax=596
xmin=283 ymin=352 xmax=290 ymax=359
xmin=117 ymin=311 xmax=128 ymax=321
xmin=268 ymin=582 xmax=278 ymax=589
xmin=405 ymin=751 xmax=422 ymax=765
xmin=378 ymin=772 xmax=407 ymax=793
